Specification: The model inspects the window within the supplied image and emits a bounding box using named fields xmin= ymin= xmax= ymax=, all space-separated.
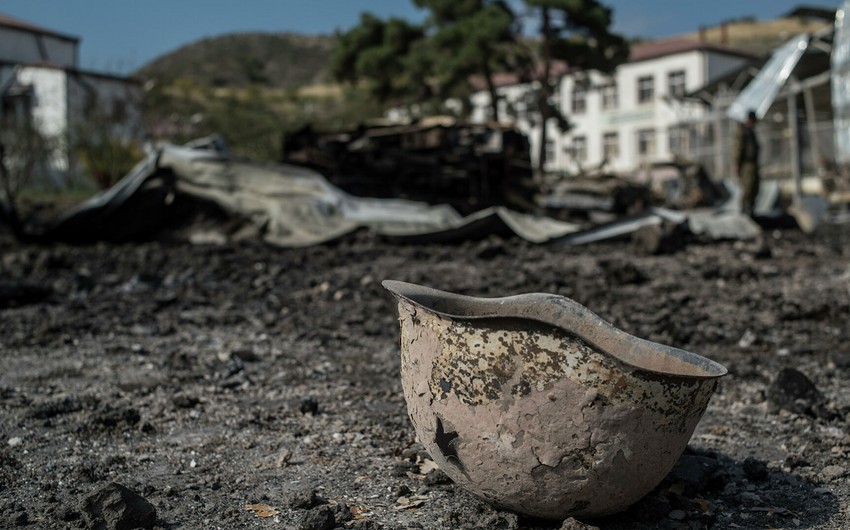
xmin=112 ymin=100 xmax=128 ymax=121
xmin=571 ymin=135 xmax=587 ymax=162
xmin=571 ymin=79 xmax=588 ymax=114
xmin=668 ymin=70 xmax=686 ymax=98
xmin=603 ymin=132 xmax=619 ymax=160
xmin=637 ymin=128 xmax=656 ymax=156
xmin=545 ymin=139 xmax=556 ymax=164
xmin=637 ymin=75 xmax=654 ymax=104
xmin=668 ymin=125 xmax=687 ymax=155
xmin=1 ymin=87 xmax=34 ymax=124
xmin=600 ymin=82 xmax=618 ymax=110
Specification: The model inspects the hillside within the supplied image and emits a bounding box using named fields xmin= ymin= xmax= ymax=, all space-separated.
xmin=135 ymin=32 xmax=333 ymax=88
xmin=681 ymin=14 xmax=832 ymax=56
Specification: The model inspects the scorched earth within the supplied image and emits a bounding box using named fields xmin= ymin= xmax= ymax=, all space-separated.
xmin=1 ymin=223 xmax=849 ymax=529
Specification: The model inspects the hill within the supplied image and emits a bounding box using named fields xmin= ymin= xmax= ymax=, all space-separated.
xmin=681 ymin=14 xmax=832 ymax=56
xmin=135 ymin=32 xmax=333 ymax=88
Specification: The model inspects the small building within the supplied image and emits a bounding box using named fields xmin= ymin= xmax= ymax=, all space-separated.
xmin=0 ymin=13 xmax=143 ymax=187
xmin=470 ymin=37 xmax=757 ymax=175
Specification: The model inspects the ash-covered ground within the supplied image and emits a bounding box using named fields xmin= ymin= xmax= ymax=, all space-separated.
xmin=1 ymin=223 xmax=849 ymax=529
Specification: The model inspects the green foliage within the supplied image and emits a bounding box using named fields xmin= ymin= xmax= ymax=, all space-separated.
xmin=68 ymin=96 xmax=146 ymax=190
xmin=0 ymin=116 xmax=55 ymax=192
xmin=415 ymin=0 xmax=517 ymax=121
xmin=331 ymin=14 xmax=433 ymax=105
xmin=77 ymin=137 xmax=143 ymax=190
xmin=528 ymin=0 xmax=629 ymax=73
xmin=202 ymin=88 xmax=287 ymax=161
xmin=0 ymin=116 xmax=59 ymax=235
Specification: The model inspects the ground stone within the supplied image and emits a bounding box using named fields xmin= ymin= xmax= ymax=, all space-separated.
xmin=742 ymin=457 xmax=769 ymax=481
xmin=80 ymin=482 xmax=156 ymax=530
xmin=822 ymin=465 xmax=846 ymax=481
xmin=298 ymin=505 xmax=335 ymax=530
xmin=668 ymin=454 xmax=720 ymax=491
xmin=766 ymin=367 xmax=825 ymax=416
xmin=281 ymin=486 xmax=319 ymax=509
xmin=559 ymin=517 xmax=599 ymax=529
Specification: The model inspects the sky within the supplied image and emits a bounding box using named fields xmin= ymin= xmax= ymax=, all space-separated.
xmin=0 ymin=0 xmax=841 ymax=75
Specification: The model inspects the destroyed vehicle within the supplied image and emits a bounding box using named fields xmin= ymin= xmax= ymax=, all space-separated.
xmin=282 ymin=117 xmax=539 ymax=215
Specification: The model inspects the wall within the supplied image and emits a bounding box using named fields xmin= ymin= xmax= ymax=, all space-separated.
xmin=66 ymin=72 xmax=143 ymax=143
xmin=13 ymin=65 xmax=143 ymax=185
xmin=561 ymin=51 xmax=711 ymax=174
xmin=11 ymin=66 xmax=68 ymax=184
xmin=18 ymin=66 xmax=67 ymax=138
xmin=470 ymin=48 xmax=751 ymax=175
xmin=0 ymin=26 xmax=77 ymax=68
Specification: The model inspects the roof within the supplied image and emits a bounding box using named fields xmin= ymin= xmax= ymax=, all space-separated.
xmin=0 ymin=12 xmax=79 ymax=43
xmin=469 ymin=61 xmax=569 ymax=91
xmin=471 ymin=37 xmax=757 ymax=90
xmin=0 ymin=60 xmax=141 ymax=85
xmin=629 ymin=37 xmax=759 ymax=63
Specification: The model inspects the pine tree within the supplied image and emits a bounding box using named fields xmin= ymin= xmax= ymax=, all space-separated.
xmin=330 ymin=13 xmax=433 ymax=105
xmin=520 ymin=0 xmax=629 ymax=171
xmin=414 ymin=0 xmax=516 ymax=122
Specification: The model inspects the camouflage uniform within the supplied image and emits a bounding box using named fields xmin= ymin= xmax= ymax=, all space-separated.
xmin=735 ymin=122 xmax=760 ymax=216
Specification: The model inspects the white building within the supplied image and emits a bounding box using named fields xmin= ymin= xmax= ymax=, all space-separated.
xmin=0 ymin=13 xmax=142 ymax=186
xmin=471 ymin=38 xmax=757 ymax=175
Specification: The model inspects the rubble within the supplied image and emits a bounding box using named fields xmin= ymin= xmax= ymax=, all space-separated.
xmin=32 ymin=137 xmax=577 ymax=248
xmin=80 ymin=483 xmax=156 ymax=530
xmin=297 ymin=506 xmax=336 ymax=530
xmin=766 ymin=367 xmax=831 ymax=418
xmin=3 ymin=132 xmax=835 ymax=251
xmin=541 ymin=173 xmax=652 ymax=216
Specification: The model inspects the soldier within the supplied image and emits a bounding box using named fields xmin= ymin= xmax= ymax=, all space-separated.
xmin=735 ymin=110 xmax=760 ymax=217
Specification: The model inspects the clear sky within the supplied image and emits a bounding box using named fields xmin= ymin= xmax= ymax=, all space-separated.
xmin=0 ymin=0 xmax=840 ymax=74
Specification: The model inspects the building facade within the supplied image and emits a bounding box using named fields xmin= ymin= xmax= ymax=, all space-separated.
xmin=471 ymin=38 xmax=756 ymax=175
xmin=0 ymin=13 xmax=142 ymax=186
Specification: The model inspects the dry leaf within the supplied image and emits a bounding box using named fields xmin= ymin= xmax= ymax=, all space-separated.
xmin=244 ymin=503 xmax=279 ymax=518
xmin=395 ymin=495 xmax=428 ymax=510
xmin=350 ymin=505 xmax=370 ymax=520
xmin=709 ymin=425 xmax=730 ymax=435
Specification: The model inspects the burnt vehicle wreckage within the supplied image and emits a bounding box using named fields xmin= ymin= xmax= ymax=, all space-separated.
xmin=281 ymin=118 xmax=539 ymax=215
